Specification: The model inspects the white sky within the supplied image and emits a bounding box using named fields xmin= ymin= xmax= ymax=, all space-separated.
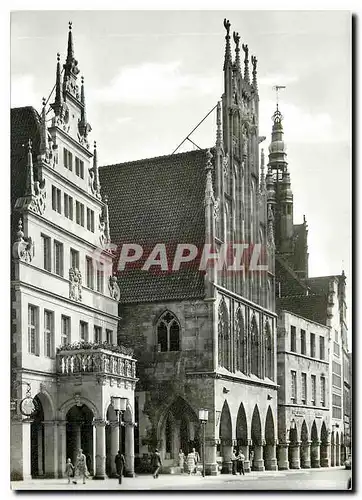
xmin=10 ymin=9 xmax=352 ymax=343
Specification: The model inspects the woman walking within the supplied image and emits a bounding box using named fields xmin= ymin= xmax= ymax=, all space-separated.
xmin=186 ymin=449 xmax=197 ymax=475
xmin=73 ymin=448 xmax=87 ymax=485
xmin=178 ymin=449 xmax=185 ymax=473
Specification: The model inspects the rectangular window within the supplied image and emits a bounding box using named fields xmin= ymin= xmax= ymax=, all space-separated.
xmin=311 ymin=374 xmax=316 ymax=406
xmin=87 ymin=208 xmax=95 ymax=232
xmin=106 ymin=329 xmax=113 ymax=345
xmin=320 ymin=336 xmax=325 ymax=360
xmin=28 ymin=305 xmax=38 ymax=355
xmin=80 ymin=321 xmax=88 ymax=342
xmin=96 ymin=262 xmax=104 ymax=293
xmin=334 ymin=341 xmax=340 ymax=357
xmin=64 ymin=193 xmax=73 ymax=220
xmin=64 ymin=148 xmax=73 ymax=171
xmin=332 ymin=406 xmax=342 ymax=419
xmin=301 ymin=329 xmax=306 ymax=355
xmin=86 ymin=257 xmax=94 ymax=289
xmin=335 ymin=330 xmax=338 ymax=342
xmin=75 ymin=157 xmax=84 ymax=179
xmin=94 ymin=326 xmax=102 ymax=343
xmin=61 ymin=315 xmax=71 ymax=346
xmin=44 ymin=310 xmax=54 ymax=358
xmin=54 ymin=241 xmax=64 ymax=277
xmin=310 ymin=333 xmax=316 ymax=358
xmin=320 ymin=376 xmax=326 ymax=407
xmin=70 ymin=248 xmax=79 ymax=270
xmin=290 ymin=326 xmax=296 ymax=352
xmin=76 ymin=202 xmax=85 ymax=227
xmin=52 ymin=186 xmax=61 ymax=213
xmin=301 ymin=372 xmax=307 ymax=404
xmin=291 ymin=370 xmax=297 ymax=403
xmin=42 ymin=234 xmax=51 ymax=272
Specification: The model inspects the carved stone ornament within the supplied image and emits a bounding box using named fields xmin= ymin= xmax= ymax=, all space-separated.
xmin=213 ymin=197 xmax=220 ymax=221
xmin=222 ymin=154 xmax=229 ymax=178
xmin=108 ymin=276 xmax=120 ymax=301
xmin=69 ymin=268 xmax=82 ymax=302
xmin=12 ymin=220 xmax=34 ymax=263
xmin=15 ymin=180 xmax=47 ymax=216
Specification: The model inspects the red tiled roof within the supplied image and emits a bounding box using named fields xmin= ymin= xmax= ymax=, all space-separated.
xmin=99 ymin=149 xmax=209 ymax=303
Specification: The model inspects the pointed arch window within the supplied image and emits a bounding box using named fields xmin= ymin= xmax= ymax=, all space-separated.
xmin=265 ymin=321 xmax=273 ymax=380
xmin=218 ymin=299 xmax=229 ymax=369
xmin=156 ymin=311 xmax=180 ymax=352
xmin=250 ymin=316 xmax=259 ymax=377
xmin=235 ymin=308 xmax=245 ymax=373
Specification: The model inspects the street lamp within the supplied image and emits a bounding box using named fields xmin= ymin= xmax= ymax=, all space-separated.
xmin=111 ymin=396 xmax=128 ymax=484
xmin=198 ymin=409 xmax=209 ymax=478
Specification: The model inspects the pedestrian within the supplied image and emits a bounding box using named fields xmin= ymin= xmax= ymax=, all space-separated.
xmin=65 ymin=458 xmax=74 ymax=484
xmin=238 ymin=450 xmax=245 ymax=475
xmin=151 ymin=448 xmax=162 ymax=479
xmin=86 ymin=453 xmax=92 ymax=477
xmin=231 ymin=448 xmax=238 ymax=475
xmin=115 ymin=450 xmax=125 ymax=483
xmin=73 ymin=448 xmax=87 ymax=485
xmin=186 ymin=449 xmax=197 ymax=475
xmin=178 ymin=449 xmax=185 ymax=473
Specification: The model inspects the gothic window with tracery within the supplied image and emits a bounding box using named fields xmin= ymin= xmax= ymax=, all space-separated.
xmin=265 ymin=321 xmax=273 ymax=380
xmin=250 ymin=315 xmax=259 ymax=377
xmin=218 ymin=299 xmax=229 ymax=369
xmin=156 ymin=311 xmax=180 ymax=352
xmin=235 ymin=307 xmax=245 ymax=373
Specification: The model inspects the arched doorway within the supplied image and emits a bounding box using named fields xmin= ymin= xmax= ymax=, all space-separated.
xmin=300 ymin=421 xmax=311 ymax=468
xmin=219 ymin=400 xmax=232 ymax=474
xmin=158 ymin=397 xmax=200 ymax=471
xmin=30 ymin=395 xmax=44 ymax=477
xmin=251 ymin=405 xmax=264 ymax=471
xmin=320 ymin=421 xmax=329 ymax=467
xmin=331 ymin=431 xmax=335 ymax=467
xmin=288 ymin=421 xmax=300 ymax=469
xmin=310 ymin=421 xmax=320 ymax=468
xmin=236 ymin=403 xmax=249 ymax=471
xmin=335 ymin=432 xmax=340 ymax=466
xmin=66 ymin=404 xmax=94 ymax=475
xmin=264 ymin=406 xmax=277 ymax=470
xmin=340 ymin=432 xmax=345 ymax=465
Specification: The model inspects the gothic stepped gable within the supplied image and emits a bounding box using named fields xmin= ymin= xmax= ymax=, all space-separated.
xmin=99 ymin=148 xmax=210 ymax=304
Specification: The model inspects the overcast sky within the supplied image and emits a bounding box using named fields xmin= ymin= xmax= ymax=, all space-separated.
xmin=10 ymin=10 xmax=352 ymax=340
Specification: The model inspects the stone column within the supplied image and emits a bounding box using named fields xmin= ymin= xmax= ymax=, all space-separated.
xmin=93 ymin=419 xmax=106 ymax=479
xmin=264 ymin=441 xmax=278 ymax=471
xmin=43 ymin=421 xmax=58 ymax=478
xmin=300 ymin=441 xmax=311 ymax=469
xmin=37 ymin=426 xmax=44 ymax=476
xmin=253 ymin=442 xmax=265 ymax=471
xmin=277 ymin=442 xmax=289 ymax=470
xmin=205 ymin=438 xmax=218 ymax=476
xmin=320 ymin=441 xmax=330 ymax=468
xmin=240 ymin=441 xmax=251 ymax=473
xmin=110 ymin=422 xmax=119 ymax=477
xmin=124 ymin=422 xmax=135 ymax=477
xmin=10 ymin=418 xmax=32 ymax=481
xmin=289 ymin=442 xmax=301 ymax=469
xmin=57 ymin=421 xmax=67 ymax=478
xmin=221 ymin=440 xmax=233 ymax=474
xmin=311 ymin=440 xmax=321 ymax=468
xmin=331 ymin=442 xmax=335 ymax=467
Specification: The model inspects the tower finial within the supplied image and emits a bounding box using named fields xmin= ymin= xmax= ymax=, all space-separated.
xmin=233 ymin=32 xmax=241 ymax=71
xmin=260 ymin=148 xmax=266 ymax=191
xmin=17 ymin=218 xmax=24 ymax=241
xmin=216 ymin=101 xmax=222 ymax=148
xmin=92 ymin=140 xmax=101 ymax=198
xmin=25 ymin=139 xmax=35 ymax=196
xmin=67 ymin=21 xmax=74 ymax=63
xmin=39 ymin=97 xmax=49 ymax=159
xmin=223 ymin=19 xmax=232 ymax=70
xmin=242 ymin=43 xmax=250 ymax=83
xmin=251 ymin=55 xmax=258 ymax=91
xmin=51 ymin=52 xmax=64 ymax=117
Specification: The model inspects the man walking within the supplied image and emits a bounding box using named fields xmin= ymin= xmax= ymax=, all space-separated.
xmin=238 ymin=450 xmax=245 ymax=475
xmin=232 ymin=448 xmax=238 ymax=475
xmin=115 ymin=450 xmax=125 ymax=484
xmin=151 ymin=448 xmax=162 ymax=479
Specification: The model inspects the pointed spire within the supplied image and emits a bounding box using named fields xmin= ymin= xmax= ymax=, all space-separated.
xmin=78 ymin=76 xmax=90 ymax=139
xmin=216 ymin=101 xmax=222 ymax=148
xmin=25 ymin=139 xmax=35 ymax=197
xmin=233 ymin=31 xmax=241 ymax=72
xmin=93 ymin=141 xmax=101 ymax=197
xmin=223 ymin=19 xmax=232 ymax=70
xmin=66 ymin=21 xmax=74 ymax=65
xmin=242 ymin=43 xmax=250 ymax=83
xmin=251 ymin=55 xmax=258 ymax=91
xmin=51 ymin=53 xmax=63 ymax=116
xmin=39 ymin=97 xmax=48 ymax=158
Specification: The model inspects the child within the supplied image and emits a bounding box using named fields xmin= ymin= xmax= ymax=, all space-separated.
xmin=65 ymin=458 xmax=74 ymax=484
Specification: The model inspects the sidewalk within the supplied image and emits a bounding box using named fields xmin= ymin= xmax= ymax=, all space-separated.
xmin=11 ymin=467 xmax=346 ymax=491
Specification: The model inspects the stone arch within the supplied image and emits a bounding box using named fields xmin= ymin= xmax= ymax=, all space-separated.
xmin=66 ymin=403 xmax=94 ymax=474
xmin=341 ymin=432 xmax=346 ymax=464
xmin=310 ymin=420 xmax=320 ymax=468
xmin=35 ymin=389 xmax=55 ymax=421
xmin=264 ymin=406 xmax=275 ymax=444
xmin=288 ymin=419 xmax=299 ymax=469
xmin=264 ymin=406 xmax=277 ymax=471
xmin=236 ymin=402 xmax=248 ymax=445
xmin=331 ymin=431 xmax=335 ymax=467
xmin=30 ymin=395 xmax=45 ymax=477
xmin=311 ymin=420 xmax=319 ymax=443
xmin=301 ymin=420 xmax=309 ymax=443
xmin=320 ymin=421 xmax=329 ymax=467
xmin=220 ymin=400 xmax=233 ymax=474
xmin=59 ymin=396 xmax=100 ymax=420
xmin=300 ymin=420 xmax=310 ymax=469
xmin=251 ymin=404 xmax=262 ymax=446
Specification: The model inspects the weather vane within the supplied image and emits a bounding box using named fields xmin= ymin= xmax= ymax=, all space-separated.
xmin=272 ymin=85 xmax=286 ymax=109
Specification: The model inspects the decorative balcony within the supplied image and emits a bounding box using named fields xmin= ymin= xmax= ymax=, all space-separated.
xmin=56 ymin=342 xmax=137 ymax=384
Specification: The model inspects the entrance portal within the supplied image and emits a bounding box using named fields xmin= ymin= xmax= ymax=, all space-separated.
xmin=66 ymin=404 xmax=94 ymax=475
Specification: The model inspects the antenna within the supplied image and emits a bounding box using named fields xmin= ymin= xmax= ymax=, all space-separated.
xmin=272 ymin=85 xmax=286 ymax=109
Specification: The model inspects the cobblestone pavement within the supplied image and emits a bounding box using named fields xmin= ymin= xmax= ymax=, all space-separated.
xmin=11 ymin=467 xmax=351 ymax=491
